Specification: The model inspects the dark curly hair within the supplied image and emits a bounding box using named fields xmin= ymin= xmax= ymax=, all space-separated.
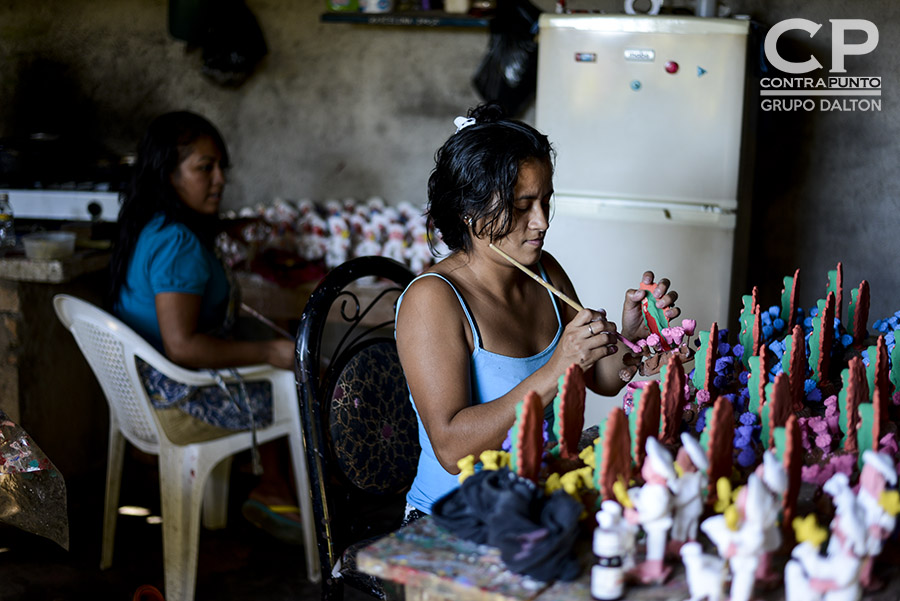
xmin=426 ymin=103 xmax=555 ymax=254
xmin=108 ymin=111 xmax=230 ymax=306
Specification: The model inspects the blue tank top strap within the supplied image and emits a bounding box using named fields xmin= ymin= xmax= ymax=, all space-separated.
xmin=536 ymin=262 xmax=563 ymax=328
xmin=403 ymin=263 xmax=561 ymax=351
xmin=404 ymin=272 xmax=484 ymax=349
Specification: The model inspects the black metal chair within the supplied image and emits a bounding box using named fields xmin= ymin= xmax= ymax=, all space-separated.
xmin=295 ymin=256 xmax=420 ymax=601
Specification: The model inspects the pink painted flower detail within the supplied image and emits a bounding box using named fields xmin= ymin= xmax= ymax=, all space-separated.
xmin=815 ymin=433 xmax=832 ymax=450
xmin=800 ymin=431 xmax=811 ymax=451
xmin=879 ymin=432 xmax=898 ymax=456
xmin=681 ymin=319 xmax=696 ymax=336
xmin=809 ymin=418 xmax=828 ymax=434
xmin=830 ymin=454 xmax=855 ymax=476
xmin=647 ymin=334 xmax=660 ymax=349
xmin=696 ymin=390 xmax=711 ymax=405
xmin=802 ymin=464 xmax=826 ymax=485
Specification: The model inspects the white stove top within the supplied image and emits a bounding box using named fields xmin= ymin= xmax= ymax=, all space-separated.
xmin=1 ymin=189 xmax=121 ymax=222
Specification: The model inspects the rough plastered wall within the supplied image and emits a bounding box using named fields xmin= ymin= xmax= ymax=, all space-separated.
xmin=1 ymin=0 xmax=900 ymax=319
xmin=0 ymin=0 xmax=489 ymax=209
xmin=737 ymin=0 xmax=900 ymax=325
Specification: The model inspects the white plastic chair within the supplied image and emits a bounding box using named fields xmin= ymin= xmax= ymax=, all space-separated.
xmin=52 ymin=294 xmax=320 ymax=601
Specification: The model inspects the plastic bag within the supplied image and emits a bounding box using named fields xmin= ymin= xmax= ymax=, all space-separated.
xmin=472 ymin=0 xmax=542 ymax=117
xmin=0 ymin=409 xmax=69 ymax=549
xmin=200 ymin=0 xmax=268 ymax=87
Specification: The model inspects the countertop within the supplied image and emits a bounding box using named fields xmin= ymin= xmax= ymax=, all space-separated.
xmin=0 ymin=249 xmax=111 ymax=284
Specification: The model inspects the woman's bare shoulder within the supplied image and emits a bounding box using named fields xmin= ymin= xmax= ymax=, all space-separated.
xmin=398 ymin=269 xmax=464 ymax=325
xmin=396 ymin=266 xmax=474 ymax=357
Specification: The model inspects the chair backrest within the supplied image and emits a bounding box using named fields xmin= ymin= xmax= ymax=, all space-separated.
xmin=295 ymin=256 xmax=419 ymax=575
xmin=53 ymin=294 xmax=170 ymax=455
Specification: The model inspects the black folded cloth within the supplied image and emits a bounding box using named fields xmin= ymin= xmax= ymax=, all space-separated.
xmin=431 ymin=468 xmax=582 ymax=582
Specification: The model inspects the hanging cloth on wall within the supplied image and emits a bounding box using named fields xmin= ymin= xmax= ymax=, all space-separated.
xmin=200 ymin=0 xmax=269 ymax=87
xmin=472 ymin=0 xmax=542 ymax=117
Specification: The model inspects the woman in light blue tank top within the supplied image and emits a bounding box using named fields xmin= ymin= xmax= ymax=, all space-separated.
xmin=395 ymin=104 xmax=682 ymax=517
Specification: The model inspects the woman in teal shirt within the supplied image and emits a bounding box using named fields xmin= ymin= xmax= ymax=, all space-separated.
xmin=108 ymin=111 xmax=302 ymax=543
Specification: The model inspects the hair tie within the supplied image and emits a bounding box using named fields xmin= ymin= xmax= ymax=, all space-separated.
xmin=453 ymin=116 xmax=476 ymax=133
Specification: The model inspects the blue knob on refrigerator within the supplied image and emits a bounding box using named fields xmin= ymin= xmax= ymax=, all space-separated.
xmin=630 ymin=80 xmax=642 ymax=91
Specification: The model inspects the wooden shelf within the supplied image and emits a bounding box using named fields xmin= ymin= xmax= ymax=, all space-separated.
xmin=320 ymin=10 xmax=490 ymax=27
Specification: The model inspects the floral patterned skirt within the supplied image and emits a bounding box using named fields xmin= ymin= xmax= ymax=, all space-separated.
xmin=137 ymin=358 xmax=274 ymax=432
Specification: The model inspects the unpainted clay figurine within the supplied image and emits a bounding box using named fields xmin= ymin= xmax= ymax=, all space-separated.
xmin=624 ymin=436 xmax=676 ymax=584
xmin=701 ymin=475 xmax=767 ymax=601
xmin=753 ymin=450 xmax=788 ymax=583
xmin=785 ymin=477 xmax=866 ymax=601
xmin=855 ymin=449 xmax=898 ymax=590
xmin=701 ymin=454 xmax=785 ymax=601
xmin=680 ymin=541 xmax=727 ymax=601
xmin=668 ymin=432 xmax=709 ymax=554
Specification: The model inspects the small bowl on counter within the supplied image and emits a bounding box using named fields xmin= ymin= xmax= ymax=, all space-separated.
xmin=23 ymin=231 xmax=77 ymax=260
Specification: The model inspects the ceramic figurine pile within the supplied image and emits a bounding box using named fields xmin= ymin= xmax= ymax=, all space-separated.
xmin=215 ymin=196 xmax=441 ymax=284
xmin=452 ymin=264 xmax=900 ymax=599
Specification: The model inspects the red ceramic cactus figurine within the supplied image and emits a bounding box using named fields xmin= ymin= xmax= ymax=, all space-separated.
xmin=874 ymin=335 xmax=891 ymax=406
xmin=706 ymin=397 xmax=734 ymax=503
xmin=762 ymin=372 xmax=791 ymax=449
xmin=872 ymin=386 xmax=886 ymax=455
xmin=600 ymin=407 xmax=632 ymax=501
xmin=840 ymin=357 xmax=867 ymax=453
xmin=771 ymin=373 xmax=793 ymax=445
xmin=553 ymin=363 xmax=586 ymax=460
xmin=788 ymin=325 xmax=806 ymax=412
xmin=781 ymin=269 xmax=800 ymax=330
xmin=847 ymin=280 xmax=870 ymax=344
xmin=782 ymin=414 xmax=802 ymax=547
xmin=660 ymin=354 xmax=685 ymax=446
xmin=826 ymin=262 xmax=843 ymax=324
xmin=510 ymin=391 xmax=544 ymax=483
xmin=634 ymin=381 xmax=661 ymax=470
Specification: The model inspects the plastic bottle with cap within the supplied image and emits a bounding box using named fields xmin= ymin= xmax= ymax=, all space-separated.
xmin=0 ymin=193 xmax=15 ymax=252
xmin=592 ymin=510 xmax=625 ymax=600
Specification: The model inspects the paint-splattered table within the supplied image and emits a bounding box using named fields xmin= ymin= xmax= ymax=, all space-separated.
xmin=358 ymin=516 xmax=900 ymax=601
xmin=357 ymin=516 xmax=693 ymax=601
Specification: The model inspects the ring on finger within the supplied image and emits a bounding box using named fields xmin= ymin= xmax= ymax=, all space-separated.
xmin=588 ymin=324 xmax=594 ymax=336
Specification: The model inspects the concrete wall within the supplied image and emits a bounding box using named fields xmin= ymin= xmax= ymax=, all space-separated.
xmin=1 ymin=0 xmax=899 ymax=321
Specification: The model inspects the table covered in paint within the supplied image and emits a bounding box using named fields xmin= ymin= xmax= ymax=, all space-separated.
xmin=356 ymin=516 xmax=693 ymax=601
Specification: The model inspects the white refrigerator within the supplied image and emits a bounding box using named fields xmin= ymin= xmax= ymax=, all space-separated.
xmin=535 ymin=14 xmax=750 ymax=426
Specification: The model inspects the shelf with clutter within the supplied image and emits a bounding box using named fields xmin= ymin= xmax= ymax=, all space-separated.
xmin=320 ymin=10 xmax=490 ymax=27
xmin=321 ymin=1 xmax=494 ymax=28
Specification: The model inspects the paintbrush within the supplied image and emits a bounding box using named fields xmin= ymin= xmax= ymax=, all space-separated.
xmin=241 ymin=302 xmax=294 ymax=340
xmin=488 ymin=243 xmax=641 ymax=352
